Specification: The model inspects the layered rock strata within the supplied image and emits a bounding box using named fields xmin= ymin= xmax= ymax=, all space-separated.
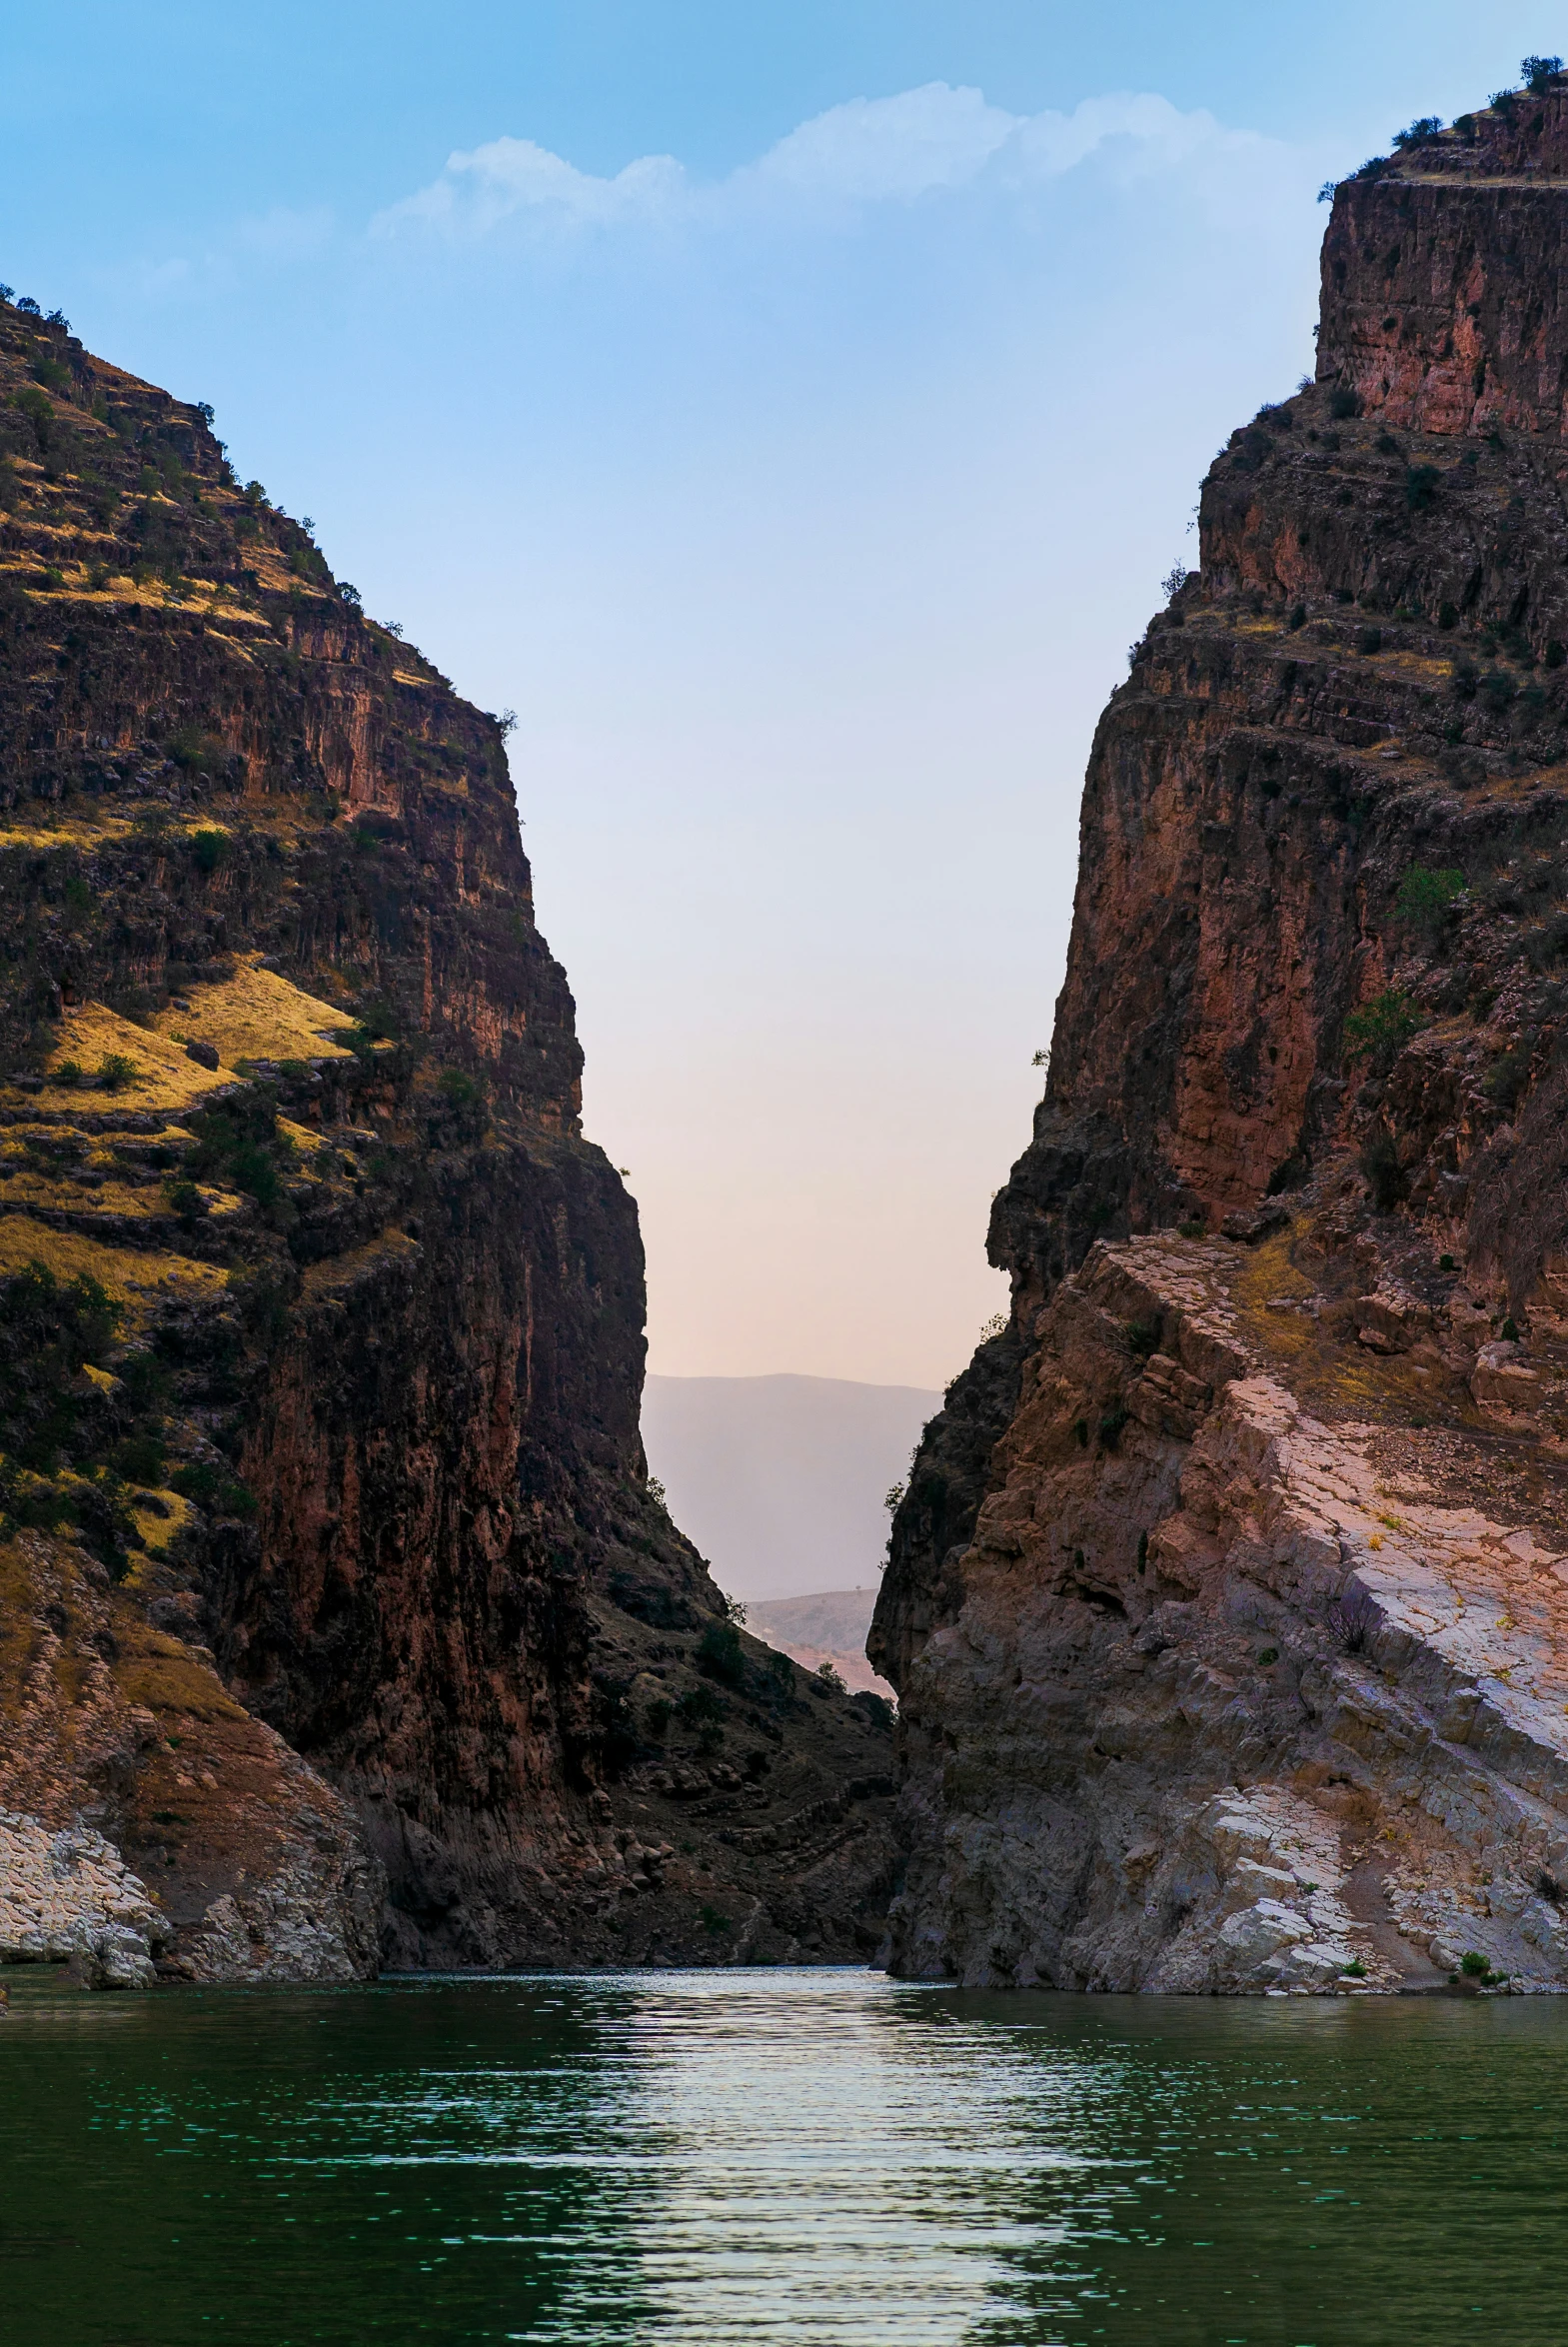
xmin=873 ymin=72 xmax=1568 ymax=1991
xmin=0 ymin=300 xmax=893 ymax=1978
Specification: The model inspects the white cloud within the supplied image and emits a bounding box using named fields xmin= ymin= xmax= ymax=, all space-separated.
xmin=373 ymin=83 xmax=1276 ymax=242
xmin=747 ymin=83 xmax=1016 ymax=204
xmin=376 ymin=139 xmax=692 ymax=236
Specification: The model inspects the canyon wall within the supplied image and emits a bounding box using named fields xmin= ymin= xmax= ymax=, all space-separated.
xmin=0 ymin=303 xmax=894 ymax=1980
xmin=872 ymin=74 xmax=1568 ymax=1992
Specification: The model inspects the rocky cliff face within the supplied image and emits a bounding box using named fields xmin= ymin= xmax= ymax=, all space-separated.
xmin=0 ymin=301 xmax=894 ymax=1980
xmin=872 ymin=71 xmax=1568 ymax=1992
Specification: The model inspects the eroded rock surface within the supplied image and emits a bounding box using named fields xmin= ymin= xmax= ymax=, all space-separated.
xmin=882 ymin=1237 xmax=1568 ymax=1991
xmin=0 ymin=300 xmax=893 ymax=1979
xmin=874 ymin=70 xmax=1568 ymax=1994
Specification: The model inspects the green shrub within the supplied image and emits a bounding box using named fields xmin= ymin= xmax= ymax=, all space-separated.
xmin=1097 ymin=1404 xmax=1130 ymax=1450
xmin=12 ymin=386 xmax=53 ymax=451
xmin=1360 ymin=1129 xmax=1408 ymax=1211
xmin=645 ymin=1695 xmax=673 ymax=1740
xmin=1342 ymin=989 xmax=1424 ymax=1074
xmin=169 ymin=1461 xmax=256 ymax=1518
xmin=163 ymin=1178 xmax=206 ymax=1224
xmin=1484 ymin=1039 xmax=1533 ymax=1112
xmin=1177 ymin=1217 xmax=1207 ymax=1239
xmin=763 ymin=1648 xmax=794 ymax=1695
xmin=111 ymin=1432 xmax=166 ymax=1486
xmin=0 ymin=1263 xmax=122 ymax=1467
xmin=816 ymin=1659 xmax=846 ymax=1692
xmin=97 ymin=1053 xmax=140 ymax=1093
xmin=700 ymin=1903 xmax=733 ymax=1936
xmin=1405 ymin=463 xmax=1441 ymax=512
xmin=437 ymin=1067 xmax=483 ymax=1109
xmin=184 ymin=1095 xmax=294 ymax=1217
xmin=1523 ymin=55 xmax=1563 ymax=94
xmin=1395 ymin=864 xmax=1465 ymax=940
xmin=1127 ymin=1318 xmax=1160 ymax=1358
xmin=1480 ymin=669 xmax=1516 ymax=714
xmin=676 ymin=1683 xmax=726 ymax=1730
xmin=1459 ymin=1949 xmax=1492 ymax=1978
xmin=697 ymin=1619 xmax=746 ymax=1686
xmin=1340 ymin=1956 xmax=1368 ymax=1977
xmin=189 ymin=828 xmax=230 ymax=873
xmin=50 ymin=1059 xmax=82 ymax=1088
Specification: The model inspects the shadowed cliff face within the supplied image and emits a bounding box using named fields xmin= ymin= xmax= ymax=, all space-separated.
xmin=872 ymin=78 xmax=1568 ymax=1991
xmin=0 ymin=303 xmax=894 ymax=1978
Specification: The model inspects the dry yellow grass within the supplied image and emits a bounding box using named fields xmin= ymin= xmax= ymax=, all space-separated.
xmin=0 ymin=963 xmax=356 ymax=1120
xmin=113 ymin=1628 xmax=248 ymax=1724
xmin=151 ymin=960 xmax=355 ymax=1071
xmin=21 ymin=1002 xmax=226 ymax=1113
xmin=0 ymin=1218 xmax=228 ymax=1314
xmin=301 ymin=1226 xmax=418 ymax=1301
xmin=124 ymin=1487 xmax=194 ymax=1562
xmin=1230 ymin=1226 xmax=1459 ymax=1422
xmin=0 ymin=1171 xmax=167 ymax=1220
xmin=0 ymin=812 xmax=135 ymax=850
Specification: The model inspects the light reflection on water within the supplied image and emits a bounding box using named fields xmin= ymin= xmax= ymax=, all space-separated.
xmin=2 ymin=1963 xmax=1567 ymax=2344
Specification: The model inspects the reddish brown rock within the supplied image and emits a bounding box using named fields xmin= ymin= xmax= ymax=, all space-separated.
xmin=0 ymin=303 xmax=894 ymax=1977
xmin=873 ymin=68 xmax=1568 ymax=1990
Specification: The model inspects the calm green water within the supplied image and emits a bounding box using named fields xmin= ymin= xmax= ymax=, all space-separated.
xmin=1 ymin=1966 xmax=1564 ymax=2345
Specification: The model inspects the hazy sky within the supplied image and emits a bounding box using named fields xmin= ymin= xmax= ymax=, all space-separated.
xmin=3 ymin=6 xmax=1558 ymax=1381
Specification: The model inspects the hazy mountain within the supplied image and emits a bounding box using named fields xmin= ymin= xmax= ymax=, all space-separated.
xmin=744 ymin=1589 xmax=894 ymax=1699
xmin=641 ymin=1373 xmax=940 ymax=1602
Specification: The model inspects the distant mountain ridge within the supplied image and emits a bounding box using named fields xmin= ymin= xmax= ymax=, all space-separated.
xmin=642 ymin=1372 xmax=940 ymax=1601
xmin=745 ymin=1589 xmax=893 ymax=1700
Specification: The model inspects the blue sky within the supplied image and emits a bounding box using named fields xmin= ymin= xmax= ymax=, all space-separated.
xmin=3 ymin=5 xmax=1560 ymax=1380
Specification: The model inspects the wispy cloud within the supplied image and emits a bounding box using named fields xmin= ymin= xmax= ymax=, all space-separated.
xmin=373 ymin=83 xmax=1272 ymax=243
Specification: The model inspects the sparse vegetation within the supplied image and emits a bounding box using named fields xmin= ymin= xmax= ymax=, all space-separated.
xmin=1484 ymin=1037 xmax=1534 ymax=1113
xmin=1342 ymin=989 xmax=1424 ymax=1075
xmin=189 ymin=828 xmax=230 ymax=873
xmin=1405 ymin=462 xmax=1440 ymax=512
xmin=1395 ymin=864 xmax=1465 ymax=942
xmin=676 ymin=1683 xmax=726 ymax=1731
xmin=697 ymin=1618 xmax=746 ymax=1686
xmin=1360 ymin=1127 xmax=1408 ymax=1212
xmin=1328 ymin=1588 xmax=1378 ymax=1655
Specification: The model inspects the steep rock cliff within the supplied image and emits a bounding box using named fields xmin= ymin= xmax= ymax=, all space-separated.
xmin=873 ymin=70 xmax=1568 ymax=1991
xmin=0 ymin=301 xmax=894 ymax=1978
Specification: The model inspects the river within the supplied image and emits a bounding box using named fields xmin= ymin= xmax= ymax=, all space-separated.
xmin=1 ymin=1964 xmax=1562 ymax=2344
